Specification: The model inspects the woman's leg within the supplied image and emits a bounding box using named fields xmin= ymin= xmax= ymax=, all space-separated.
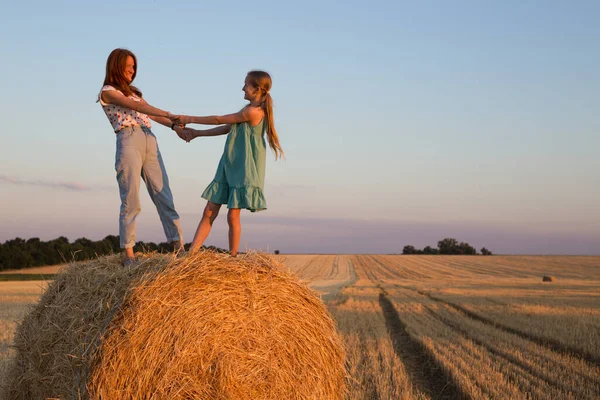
xmin=190 ymin=201 xmax=222 ymax=253
xmin=141 ymin=130 xmax=183 ymax=251
xmin=227 ymin=208 xmax=241 ymax=256
xmin=123 ymin=246 xmax=135 ymax=259
xmin=115 ymin=128 xmax=144 ymax=261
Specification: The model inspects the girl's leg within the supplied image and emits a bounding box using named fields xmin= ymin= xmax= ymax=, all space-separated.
xmin=227 ymin=208 xmax=241 ymax=257
xmin=190 ymin=201 xmax=222 ymax=253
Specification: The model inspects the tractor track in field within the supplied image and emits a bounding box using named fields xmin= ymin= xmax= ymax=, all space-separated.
xmin=386 ymin=285 xmax=600 ymax=398
xmin=327 ymin=256 xmax=339 ymax=279
xmin=378 ymin=288 xmax=466 ymax=400
xmin=419 ymin=301 xmax=600 ymax=397
xmin=408 ymin=287 xmax=600 ymax=367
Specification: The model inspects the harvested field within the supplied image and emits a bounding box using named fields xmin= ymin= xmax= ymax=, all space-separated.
xmin=295 ymin=255 xmax=600 ymax=399
xmin=0 ymin=264 xmax=68 ymax=275
xmin=0 ymin=281 xmax=49 ymax=387
xmin=1 ymin=254 xmax=599 ymax=399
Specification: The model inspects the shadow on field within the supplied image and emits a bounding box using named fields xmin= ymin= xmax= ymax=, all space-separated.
xmin=415 ymin=288 xmax=600 ymax=367
xmin=378 ymin=290 xmax=465 ymax=400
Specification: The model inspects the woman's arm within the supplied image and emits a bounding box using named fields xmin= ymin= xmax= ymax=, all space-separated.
xmin=142 ymin=99 xmax=178 ymax=127
xmin=149 ymin=115 xmax=174 ymax=127
xmin=101 ymin=90 xmax=172 ymax=119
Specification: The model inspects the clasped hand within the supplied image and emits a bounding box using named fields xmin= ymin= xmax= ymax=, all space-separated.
xmin=167 ymin=114 xmax=195 ymax=143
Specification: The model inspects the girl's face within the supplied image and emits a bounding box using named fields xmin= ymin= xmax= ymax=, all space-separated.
xmin=124 ymin=56 xmax=135 ymax=83
xmin=242 ymin=77 xmax=259 ymax=101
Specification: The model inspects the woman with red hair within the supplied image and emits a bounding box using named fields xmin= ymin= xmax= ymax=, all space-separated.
xmin=98 ymin=48 xmax=183 ymax=265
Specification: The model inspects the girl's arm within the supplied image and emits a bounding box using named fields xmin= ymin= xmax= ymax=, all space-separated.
xmin=173 ymin=125 xmax=231 ymax=142
xmin=179 ymin=106 xmax=261 ymax=126
xmin=193 ymin=125 xmax=231 ymax=137
xmin=101 ymin=90 xmax=172 ymax=119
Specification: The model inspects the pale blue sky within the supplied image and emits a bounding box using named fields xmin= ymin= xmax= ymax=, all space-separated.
xmin=1 ymin=0 xmax=598 ymax=254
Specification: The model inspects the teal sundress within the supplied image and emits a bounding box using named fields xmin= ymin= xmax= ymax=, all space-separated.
xmin=201 ymin=120 xmax=267 ymax=212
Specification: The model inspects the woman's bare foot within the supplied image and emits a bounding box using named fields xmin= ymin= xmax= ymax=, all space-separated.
xmin=122 ymin=248 xmax=137 ymax=266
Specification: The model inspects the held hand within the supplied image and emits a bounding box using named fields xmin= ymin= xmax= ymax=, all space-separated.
xmin=167 ymin=112 xmax=182 ymax=124
xmin=173 ymin=125 xmax=189 ymax=142
xmin=176 ymin=115 xmax=191 ymax=125
xmin=182 ymin=127 xmax=196 ymax=142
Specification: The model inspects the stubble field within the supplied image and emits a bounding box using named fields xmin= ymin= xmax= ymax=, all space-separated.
xmin=1 ymin=255 xmax=599 ymax=399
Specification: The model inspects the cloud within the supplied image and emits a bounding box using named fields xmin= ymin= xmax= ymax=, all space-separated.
xmin=0 ymin=175 xmax=98 ymax=192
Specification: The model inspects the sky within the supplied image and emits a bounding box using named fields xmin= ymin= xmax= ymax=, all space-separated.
xmin=1 ymin=0 xmax=599 ymax=254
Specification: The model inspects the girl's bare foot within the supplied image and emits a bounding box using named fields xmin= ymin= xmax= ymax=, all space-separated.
xmin=172 ymin=240 xmax=184 ymax=253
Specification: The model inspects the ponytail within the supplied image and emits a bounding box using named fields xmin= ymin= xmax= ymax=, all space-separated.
xmin=262 ymin=92 xmax=284 ymax=159
xmin=247 ymin=70 xmax=284 ymax=159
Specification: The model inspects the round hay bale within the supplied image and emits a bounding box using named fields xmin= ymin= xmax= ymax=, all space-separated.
xmin=4 ymin=251 xmax=346 ymax=399
xmin=542 ymin=275 xmax=555 ymax=282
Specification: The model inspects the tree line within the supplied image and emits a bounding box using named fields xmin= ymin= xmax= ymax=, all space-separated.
xmin=0 ymin=235 xmax=493 ymax=271
xmin=403 ymin=238 xmax=492 ymax=255
xmin=0 ymin=236 xmax=226 ymax=271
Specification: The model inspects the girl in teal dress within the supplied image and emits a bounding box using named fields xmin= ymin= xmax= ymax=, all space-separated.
xmin=174 ymin=71 xmax=284 ymax=256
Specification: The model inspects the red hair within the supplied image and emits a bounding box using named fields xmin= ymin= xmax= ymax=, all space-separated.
xmin=102 ymin=48 xmax=142 ymax=97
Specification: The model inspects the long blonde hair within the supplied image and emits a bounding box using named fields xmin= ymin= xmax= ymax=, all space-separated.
xmin=246 ymin=70 xmax=284 ymax=159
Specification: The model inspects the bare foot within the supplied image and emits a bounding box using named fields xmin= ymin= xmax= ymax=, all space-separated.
xmin=172 ymin=240 xmax=184 ymax=253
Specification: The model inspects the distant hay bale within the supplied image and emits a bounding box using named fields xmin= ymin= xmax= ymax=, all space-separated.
xmin=542 ymin=275 xmax=555 ymax=282
xmin=4 ymin=251 xmax=346 ymax=399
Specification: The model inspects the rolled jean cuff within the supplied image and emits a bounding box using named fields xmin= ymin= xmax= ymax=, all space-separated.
xmin=168 ymin=237 xmax=181 ymax=243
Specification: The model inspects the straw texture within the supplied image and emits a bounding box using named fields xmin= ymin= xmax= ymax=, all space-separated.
xmin=4 ymin=251 xmax=346 ymax=399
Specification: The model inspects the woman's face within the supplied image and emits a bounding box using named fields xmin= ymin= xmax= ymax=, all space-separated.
xmin=124 ymin=56 xmax=135 ymax=83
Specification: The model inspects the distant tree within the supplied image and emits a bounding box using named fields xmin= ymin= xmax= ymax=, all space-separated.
xmin=0 ymin=238 xmax=33 ymax=269
xmin=0 ymin=234 xmax=257 ymax=270
xmin=137 ymin=241 xmax=159 ymax=253
xmin=438 ymin=238 xmax=459 ymax=254
xmin=205 ymin=245 xmax=227 ymax=253
xmin=72 ymin=237 xmax=97 ymax=260
xmin=93 ymin=239 xmax=113 ymax=255
xmin=74 ymin=237 xmax=93 ymax=247
xmin=274 ymin=250 xmax=280 ymax=255
xmin=26 ymin=237 xmax=46 ymax=266
xmin=402 ymin=245 xmax=417 ymax=255
xmin=103 ymin=235 xmax=121 ymax=253
xmin=423 ymin=246 xmax=439 ymax=255
xmin=157 ymin=241 xmax=175 ymax=253
xmin=458 ymin=241 xmax=477 ymax=255
xmin=437 ymin=238 xmax=478 ymax=255
xmin=480 ymin=247 xmax=493 ymax=255
xmin=50 ymin=236 xmax=71 ymax=263
xmin=1 ymin=239 xmax=34 ymax=270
